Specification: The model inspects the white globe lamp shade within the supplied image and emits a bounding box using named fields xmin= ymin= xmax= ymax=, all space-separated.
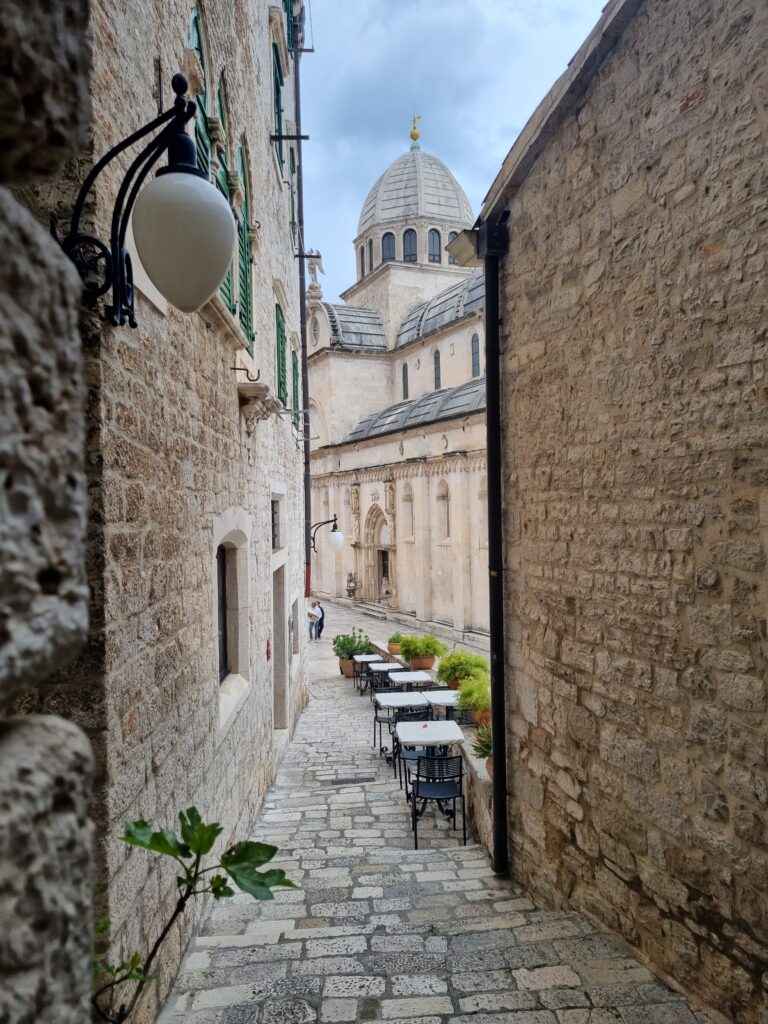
xmin=132 ymin=171 xmax=236 ymax=313
xmin=327 ymin=528 xmax=344 ymax=553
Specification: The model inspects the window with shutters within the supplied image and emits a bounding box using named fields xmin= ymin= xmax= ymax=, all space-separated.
xmin=403 ymin=228 xmax=417 ymax=262
xmin=291 ymin=350 xmax=300 ymax=427
xmin=272 ymin=44 xmax=284 ymax=169
xmin=275 ymin=303 xmax=288 ymax=404
xmin=428 ymin=228 xmax=441 ymax=263
xmin=283 ymin=0 xmax=295 ymax=49
xmin=216 ymin=80 xmax=235 ymax=313
xmin=237 ymin=142 xmax=254 ymax=350
xmin=471 ymin=333 xmax=481 ymax=378
xmin=190 ymin=9 xmax=211 ymax=180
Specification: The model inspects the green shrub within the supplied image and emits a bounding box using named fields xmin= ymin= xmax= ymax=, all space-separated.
xmin=399 ymin=634 xmax=448 ymax=661
xmin=436 ymin=650 xmax=489 ymax=684
xmin=388 ymin=631 xmax=405 ymax=644
xmin=332 ymin=627 xmax=372 ymax=659
xmin=471 ymin=723 xmax=493 ymax=759
xmin=458 ymin=670 xmax=491 ymax=712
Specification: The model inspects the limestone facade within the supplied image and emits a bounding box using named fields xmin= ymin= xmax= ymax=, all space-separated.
xmin=309 ymin=141 xmax=490 ymax=638
xmin=482 ymin=0 xmax=768 ymax=1019
xmin=16 ymin=0 xmax=308 ymax=1018
xmin=0 ymin=1 xmax=94 ymax=1021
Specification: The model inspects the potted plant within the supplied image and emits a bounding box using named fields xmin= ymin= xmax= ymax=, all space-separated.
xmin=471 ymin=722 xmax=493 ymax=779
xmin=332 ymin=627 xmax=372 ymax=677
xmin=437 ymin=650 xmax=490 ymax=690
xmin=458 ymin=669 xmax=491 ymax=726
xmin=399 ymin=634 xmax=448 ymax=670
xmin=387 ymin=631 xmax=405 ymax=655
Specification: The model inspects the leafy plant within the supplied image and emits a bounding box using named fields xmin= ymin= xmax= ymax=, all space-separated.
xmin=388 ymin=631 xmax=405 ymax=644
xmin=437 ymin=650 xmax=489 ymax=684
xmin=332 ymin=626 xmax=372 ymax=659
xmin=399 ymin=634 xmax=448 ymax=661
xmin=458 ymin=670 xmax=492 ymax=712
xmin=471 ymin=723 xmax=493 ymax=759
xmin=92 ymin=807 xmax=295 ymax=1022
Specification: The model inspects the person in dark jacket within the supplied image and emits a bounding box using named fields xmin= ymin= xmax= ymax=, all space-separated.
xmin=316 ymin=602 xmax=325 ymax=639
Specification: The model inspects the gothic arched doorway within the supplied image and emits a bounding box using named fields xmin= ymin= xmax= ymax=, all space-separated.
xmin=362 ymin=504 xmax=395 ymax=605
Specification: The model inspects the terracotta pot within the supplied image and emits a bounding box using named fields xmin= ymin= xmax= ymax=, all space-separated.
xmin=387 ymin=643 xmax=401 ymax=655
xmin=485 ymin=756 xmax=493 ymax=780
xmin=409 ymin=655 xmax=435 ymax=670
xmin=339 ymin=658 xmax=354 ymax=678
xmin=445 ymin=678 xmax=462 ymax=691
xmin=472 ymin=708 xmax=491 ymax=727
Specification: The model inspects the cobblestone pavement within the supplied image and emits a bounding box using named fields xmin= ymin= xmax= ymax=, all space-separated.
xmin=159 ymin=617 xmax=708 ymax=1024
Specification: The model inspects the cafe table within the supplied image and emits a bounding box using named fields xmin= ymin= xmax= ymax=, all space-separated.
xmin=374 ymin=691 xmax=428 ymax=710
xmin=367 ymin=662 xmax=400 ymax=699
xmin=353 ymin=653 xmax=383 ymax=692
xmin=386 ymin=669 xmax=432 ymax=690
xmin=423 ymin=689 xmax=461 ymax=718
xmin=394 ymin=719 xmax=463 ymax=749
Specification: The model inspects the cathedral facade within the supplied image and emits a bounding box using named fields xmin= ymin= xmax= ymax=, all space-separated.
xmin=308 ymin=129 xmax=489 ymax=639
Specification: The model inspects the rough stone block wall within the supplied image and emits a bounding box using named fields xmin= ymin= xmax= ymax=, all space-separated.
xmin=0 ymin=2 xmax=94 ymax=1021
xmin=16 ymin=1 xmax=308 ymax=1019
xmin=499 ymin=1 xmax=767 ymax=1020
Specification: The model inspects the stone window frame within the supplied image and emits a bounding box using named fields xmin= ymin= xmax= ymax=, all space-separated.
xmin=211 ymin=508 xmax=253 ymax=737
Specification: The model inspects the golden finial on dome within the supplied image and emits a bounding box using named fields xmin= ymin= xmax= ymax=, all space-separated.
xmin=410 ymin=114 xmax=422 ymax=142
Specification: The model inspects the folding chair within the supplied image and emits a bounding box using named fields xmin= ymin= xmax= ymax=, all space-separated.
xmin=409 ymin=754 xmax=466 ymax=850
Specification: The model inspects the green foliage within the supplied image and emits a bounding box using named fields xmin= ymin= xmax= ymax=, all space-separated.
xmin=332 ymin=627 xmax=372 ymax=659
xmin=388 ymin=631 xmax=405 ymax=644
xmin=399 ymin=634 xmax=448 ymax=661
xmin=436 ymin=650 xmax=489 ymax=684
xmin=471 ymin=723 xmax=493 ymax=759
xmin=93 ymin=807 xmax=296 ymax=1023
xmin=458 ymin=670 xmax=492 ymax=712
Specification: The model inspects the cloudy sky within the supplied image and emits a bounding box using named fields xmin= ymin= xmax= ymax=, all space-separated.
xmin=300 ymin=0 xmax=605 ymax=303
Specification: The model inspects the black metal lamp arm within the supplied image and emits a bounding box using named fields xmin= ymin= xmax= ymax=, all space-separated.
xmin=52 ymin=73 xmax=197 ymax=328
xmin=310 ymin=515 xmax=338 ymax=552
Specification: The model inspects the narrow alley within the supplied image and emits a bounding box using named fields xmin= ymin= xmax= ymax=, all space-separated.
xmin=159 ymin=606 xmax=708 ymax=1024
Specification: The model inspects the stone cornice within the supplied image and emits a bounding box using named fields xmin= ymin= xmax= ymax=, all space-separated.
xmin=311 ymin=451 xmax=486 ymax=485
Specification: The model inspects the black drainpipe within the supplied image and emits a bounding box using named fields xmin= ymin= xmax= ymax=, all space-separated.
xmin=293 ymin=11 xmax=312 ymax=597
xmin=480 ymin=214 xmax=510 ymax=875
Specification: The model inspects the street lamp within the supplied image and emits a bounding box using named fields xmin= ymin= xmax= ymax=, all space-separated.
xmin=311 ymin=514 xmax=344 ymax=553
xmin=52 ymin=72 xmax=236 ymax=327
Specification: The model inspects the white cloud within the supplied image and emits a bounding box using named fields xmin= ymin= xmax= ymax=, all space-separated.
xmin=302 ymin=0 xmax=605 ymax=302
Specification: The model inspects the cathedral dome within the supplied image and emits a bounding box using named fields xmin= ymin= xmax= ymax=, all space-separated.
xmin=357 ymin=143 xmax=474 ymax=236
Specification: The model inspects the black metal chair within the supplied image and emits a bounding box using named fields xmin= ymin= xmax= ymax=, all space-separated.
xmin=372 ymin=686 xmax=404 ymax=756
xmin=409 ymin=754 xmax=466 ymax=850
xmin=369 ymin=671 xmax=398 ymax=702
xmin=390 ymin=707 xmax=431 ymax=787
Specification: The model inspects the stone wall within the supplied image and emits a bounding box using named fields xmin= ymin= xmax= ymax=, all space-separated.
xmin=16 ymin=1 xmax=308 ymax=1019
xmin=495 ymin=0 xmax=768 ymax=1020
xmin=0 ymin=1 xmax=94 ymax=1021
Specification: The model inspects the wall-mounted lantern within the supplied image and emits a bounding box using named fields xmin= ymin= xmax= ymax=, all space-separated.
xmin=310 ymin=514 xmax=344 ymax=553
xmin=52 ymin=73 xmax=236 ymax=327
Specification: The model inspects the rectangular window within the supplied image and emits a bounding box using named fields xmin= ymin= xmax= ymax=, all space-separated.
xmin=216 ymin=545 xmax=229 ymax=682
xmin=272 ymin=44 xmax=284 ymax=169
xmin=471 ymin=335 xmax=480 ymax=378
xmin=275 ymin=303 xmax=288 ymax=404
xmin=271 ymin=500 xmax=281 ymax=549
xmin=292 ymin=350 xmax=300 ymax=428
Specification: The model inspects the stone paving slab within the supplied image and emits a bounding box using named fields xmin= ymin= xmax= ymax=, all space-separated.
xmin=158 ymin=606 xmax=709 ymax=1024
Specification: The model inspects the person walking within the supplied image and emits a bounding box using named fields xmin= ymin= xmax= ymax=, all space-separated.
xmin=316 ymin=601 xmax=325 ymax=639
xmin=307 ymin=600 xmax=320 ymax=642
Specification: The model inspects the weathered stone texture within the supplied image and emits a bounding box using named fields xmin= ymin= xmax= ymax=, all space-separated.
xmin=0 ymin=717 xmax=93 ymax=1023
xmin=497 ymin=1 xmax=768 ymax=1021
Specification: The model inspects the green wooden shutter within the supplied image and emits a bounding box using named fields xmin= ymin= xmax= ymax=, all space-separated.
xmin=291 ymin=350 xmax=300 ymax=427
xmin=190 ymin=9 xmax=211 ymax=180
xmin=237 ymin=143 xmax=254 ymax=351
xmin=289 ymin=148 xmax=297 ymax=243
xmin=216 ymin=150 xmax=235 ymax=313
xmin=272 ymin=44 xmax=284 ymax=169
xmin=283 ymin=0 xmax=295 ymax=50
xmin=275 ymin=304 xmax=287 ymax=404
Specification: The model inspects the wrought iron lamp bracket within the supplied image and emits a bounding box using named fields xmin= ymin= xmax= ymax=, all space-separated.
xmin=310 ymin=514 xmax=338 ymax=552
xmin=51 ymin=73 xmax=198 ymax=328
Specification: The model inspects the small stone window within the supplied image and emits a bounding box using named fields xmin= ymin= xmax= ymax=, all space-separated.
xmin=448 ymin=231 xmax=458 ymax=265
xmin=403 ymin=228 xmax=417 ymax=263
xmin=368 ymin=238 xmax=373 ymax=274
xmin=428 ymin=228 xmax=441 ymax=263
xmin=216 ymin=545 xmax=230 ymax=682
xmin=434 ymin=349 xmax=441 ymax=390
xmin=271 ymin=499 xmax=281 ymax=549
xmin=471 ymin=334 xmax=481 ymax=378
xmin=382 ymin=232 xmax=395 ymax=261
xmin=402 ymin=363 xmax=409 ymax=400
xmin=359 ymin=245 xmax=365 ymax=279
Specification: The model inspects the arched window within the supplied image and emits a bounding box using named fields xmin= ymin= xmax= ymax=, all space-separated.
xmin=359 ymin=245 xmax=365 ymax=279
xmin=368 ymin=238 xmax=373 ymax=273
xmin=402 ymin=363 xmax=409 ymax=400
xmin=448 ymin=231 xmax=458 ymax=265
xmin=437 ymin=480 xmax=450 ymax=540
xmin=402 ymin=483 xmax=414 ymax=539
xmin=428 ymin=228 xmax=441 ymax=263
xmin=190 ymin=9 xmax=211 ymax=180
xmin=434 ymin=349 xmax=441 ymax=390
xmin=403 ymin=228 xmax=417 ymax=262
xmin=237 ymin=141 xmax=254 ymax=352
xmin=471 ymin=333 xmax=480 ymax=377
xmin=382 ymin=232 xmax=395 ymax=261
